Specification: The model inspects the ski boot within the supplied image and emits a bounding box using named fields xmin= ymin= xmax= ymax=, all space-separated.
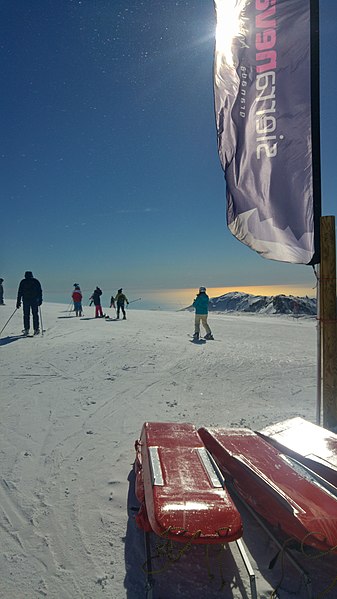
xmin=22 ymin=329 xmax=29 ymax=336
xmin=192 ymin=332 xmax=199 ymax=341
xmin=34 ymin=329 xmax=40 ymax=335
xmin=204 ymin=333 xmax=214 ymax=340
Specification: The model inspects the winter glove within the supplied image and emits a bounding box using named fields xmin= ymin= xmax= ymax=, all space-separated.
xmin=16 ymin=302 xmax=21 ymax=309
xmin=37 ymin=299 xmax=42 ymax=306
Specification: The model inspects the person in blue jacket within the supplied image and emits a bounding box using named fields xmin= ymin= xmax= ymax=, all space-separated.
xmin=192 ymin=286 xmax=214 ymax=341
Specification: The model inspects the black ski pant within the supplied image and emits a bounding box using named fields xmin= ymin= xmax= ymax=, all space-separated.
xmin=117 ymin=303 xmax=126 ymax=319
xmin=23 ymin=299 xmax=39 ymax=331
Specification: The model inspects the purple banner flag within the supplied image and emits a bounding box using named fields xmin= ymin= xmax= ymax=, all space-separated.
xmin=214 ymin=0 xmax=321 ymax=264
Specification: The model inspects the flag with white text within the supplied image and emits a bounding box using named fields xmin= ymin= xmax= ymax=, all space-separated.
xmin=214 ymin=0 xmax=321 ymax=264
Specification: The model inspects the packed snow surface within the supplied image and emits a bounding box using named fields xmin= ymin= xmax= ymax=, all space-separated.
xmin=1 ymin=300 xmax=336 ymax=599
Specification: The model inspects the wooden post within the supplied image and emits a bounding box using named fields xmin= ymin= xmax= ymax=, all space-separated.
xmin=319 ymin=215 xmax=337 ymax=429
xmin=316 ymin=264 xmax=321 ymax=425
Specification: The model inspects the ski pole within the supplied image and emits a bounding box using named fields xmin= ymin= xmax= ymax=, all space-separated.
xmin=129 ymin=298 xmax=141 ymax=304
xmin=39 ymin=306 xmax=44 ymax=336
xmin=0 ymin=307 xmax=18 ymax=337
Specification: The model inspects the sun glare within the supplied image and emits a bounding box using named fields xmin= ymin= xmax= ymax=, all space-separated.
xmin=214 ymin=0 xmax=247 ymax=67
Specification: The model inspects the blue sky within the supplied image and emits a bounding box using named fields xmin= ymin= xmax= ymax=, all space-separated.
xmin=1 ymin=0 xmax=336 ymax=303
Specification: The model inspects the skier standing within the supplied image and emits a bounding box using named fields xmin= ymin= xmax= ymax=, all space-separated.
xmin=16 ymin=271 xmax=43 ymax=335
xmin=0 ymin=278 xmax=4 ymax=305
xmin=72 ymin=284 xmax=83 ymax=316
xmin=110 ymin=294 xmax=116 ymax=310
xmin=192 ymin=286 xmax=214 ymax=341
xmin=89 ymin=286 xmax=104 ymax=318
xmin=115 ymin=288 xmax=129 ymax=320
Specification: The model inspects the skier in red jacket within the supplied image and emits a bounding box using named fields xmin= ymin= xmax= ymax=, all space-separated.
xmin=72 ymin=284 xmax=83 ymax=317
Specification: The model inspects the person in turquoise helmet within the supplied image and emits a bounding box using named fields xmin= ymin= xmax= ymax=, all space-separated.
xmin=192 ymin=286 xmax=214 ymax=341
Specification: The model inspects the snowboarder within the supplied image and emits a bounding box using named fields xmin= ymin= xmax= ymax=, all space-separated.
xmin=72 ymin=284 xmax=83 ymax=316
xmin=89 ymin=286 xmax=104 ymax=318
xmin=0 ymin=278 xmax=4 ymax=305
xmin=192 ymin=286 xmax=214 ymax=341
xmin=115 ymin=288 xmax=129 ymax=320
xmin=16 ymin=271 xmax=43 ymax=335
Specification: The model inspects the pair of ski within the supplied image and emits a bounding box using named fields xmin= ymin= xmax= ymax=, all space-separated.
xmin=189 ymin=335 xmax=214 ymax=344
xmin=105 ymin=316 xmax=125 ymax=321
xmin=22 ymin=330 xmax=44 ymax=338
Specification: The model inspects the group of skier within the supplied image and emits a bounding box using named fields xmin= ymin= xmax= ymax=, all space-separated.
xmin=6 ymin=272 xmax=131 ymax=336
xmin=3 ymin=272 xmax=214 ymax=340
xmin=73 ymin=284 xmax=129 ymax=320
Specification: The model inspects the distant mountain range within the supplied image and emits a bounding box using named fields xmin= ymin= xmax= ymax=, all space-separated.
xmin=184 ymin=291 xmax=317 ymax=316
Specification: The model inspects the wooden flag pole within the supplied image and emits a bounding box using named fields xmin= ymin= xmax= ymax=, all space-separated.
xmin=315 ymin=263 xmax=321 ymax=425
xmin=319 ymin=215 xmax=337 ymax=429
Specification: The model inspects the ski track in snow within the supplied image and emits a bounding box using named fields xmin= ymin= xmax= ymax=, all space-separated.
xmin=1 ymin=301 xmax=336 ymax=598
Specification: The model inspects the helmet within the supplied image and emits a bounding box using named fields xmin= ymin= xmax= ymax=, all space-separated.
xmin=118 ymin=288 xmax=122 ymax=293
xmin=199 ymin=286 xmax=206 ymax=293
xmin=25 ymin=271 xmax=33 ymax=279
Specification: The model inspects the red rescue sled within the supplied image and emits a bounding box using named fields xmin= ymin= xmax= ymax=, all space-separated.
xmin=198 ymin=426 xmax=337 ymax=554
xmin=134 ymin=422 xmax=243 ymax=544
xmin=259 ymin=417 xmax=337 ymax=488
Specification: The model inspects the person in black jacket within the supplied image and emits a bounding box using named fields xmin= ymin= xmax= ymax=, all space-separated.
xmin=114 ymin=288 xmax=129 ymax=320
xmin=0 ymin=278 xmax=4 ymax=305
xmin=89 ymin=286 xmax=104 ymax=318
xmin=16 ymin=271 xmax=43 ymax=335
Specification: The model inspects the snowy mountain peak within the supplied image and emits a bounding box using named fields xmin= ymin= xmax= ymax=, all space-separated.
xmin=185 ymin=292 xmax=316 ymax=316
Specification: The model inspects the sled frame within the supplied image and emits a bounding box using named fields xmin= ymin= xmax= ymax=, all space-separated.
xmin=229 ymin=483 xmax=312 ymax=599
xmin=143 ymin=530 xmax=257 ymax=599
